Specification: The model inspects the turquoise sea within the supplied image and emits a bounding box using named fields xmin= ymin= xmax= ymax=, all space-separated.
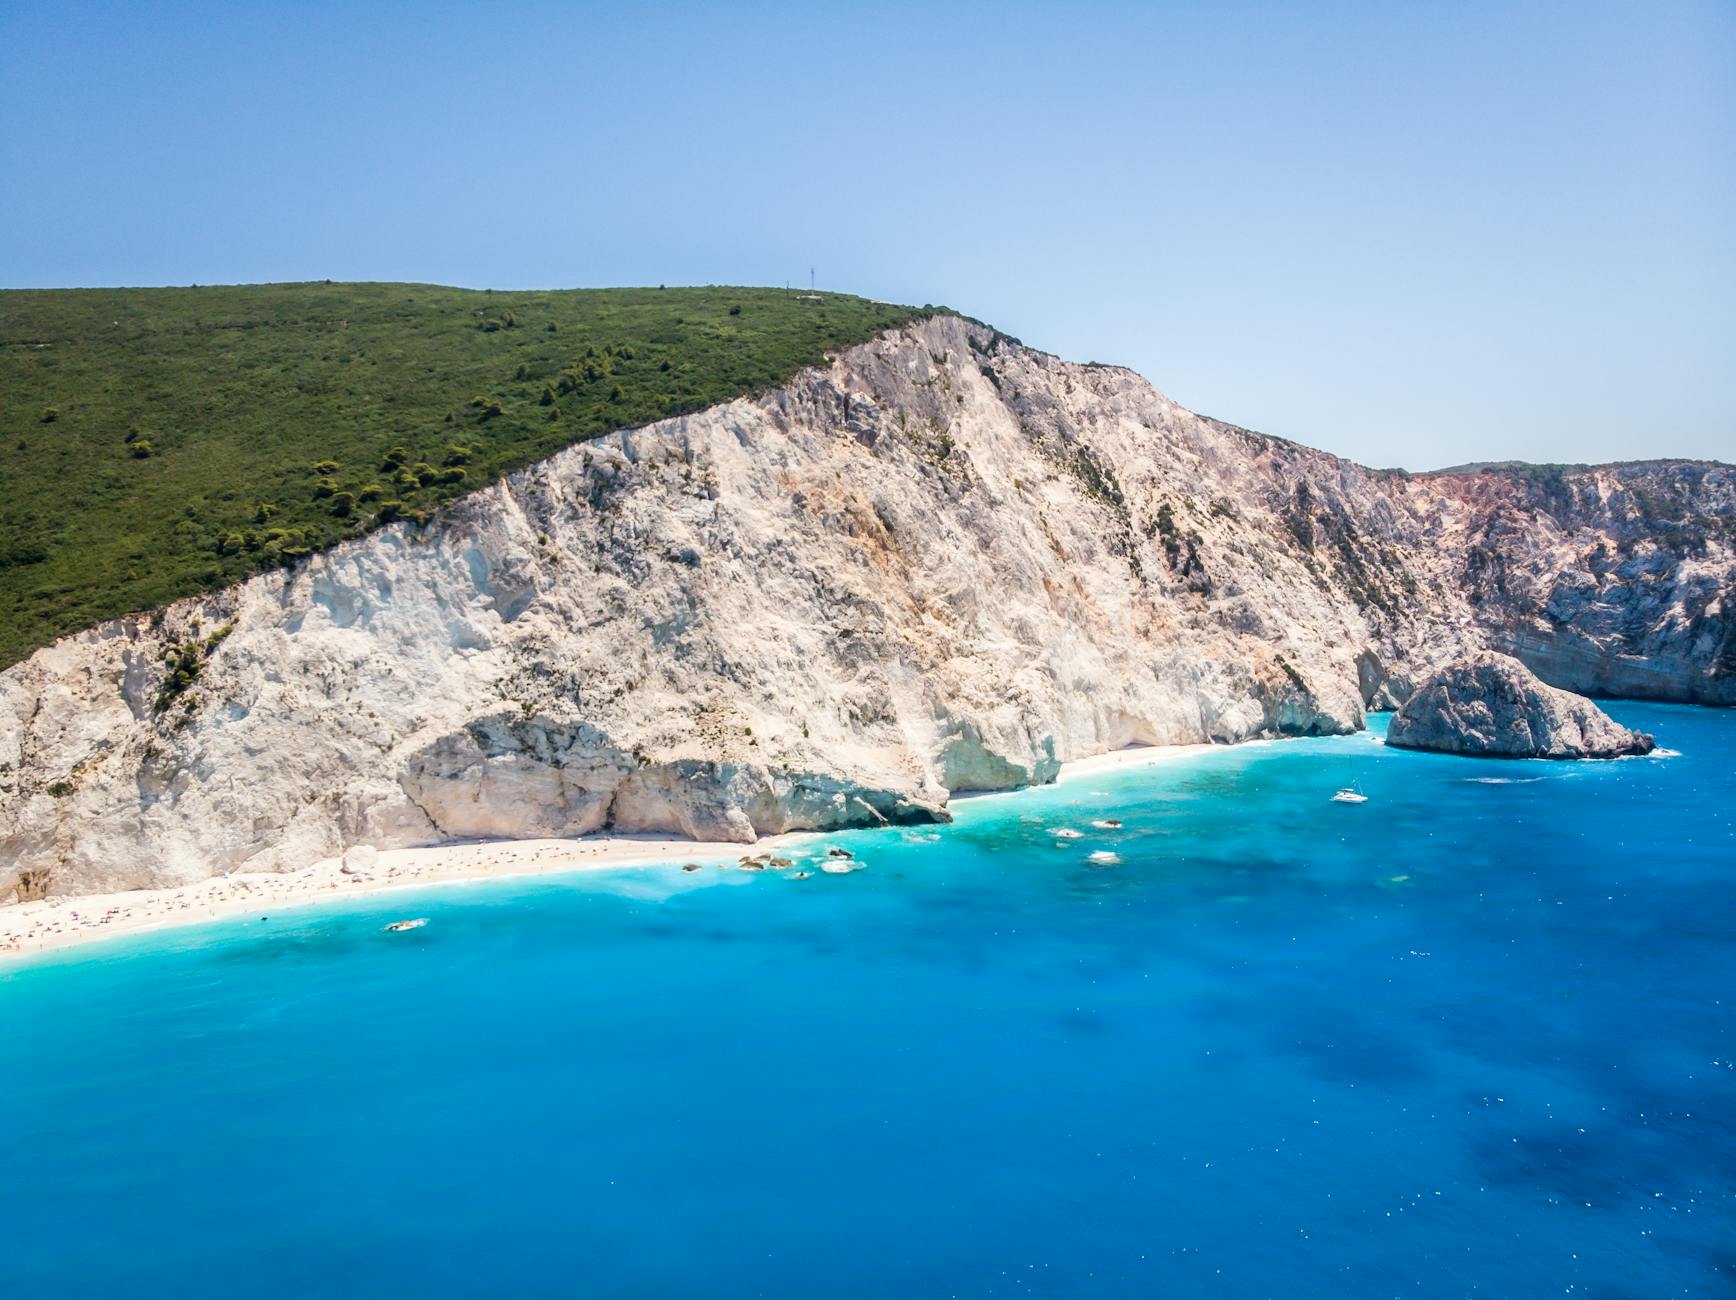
xmin=3 ymin=705 xmax=1733 ymax=1298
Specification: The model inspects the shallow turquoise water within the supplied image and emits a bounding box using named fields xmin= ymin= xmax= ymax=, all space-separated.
xmin=3 ymin=705 xmax=1733 ymax=1297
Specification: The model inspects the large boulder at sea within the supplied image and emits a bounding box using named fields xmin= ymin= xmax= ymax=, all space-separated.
xmin=1385 ymin=652 xmax=1655 ymax=759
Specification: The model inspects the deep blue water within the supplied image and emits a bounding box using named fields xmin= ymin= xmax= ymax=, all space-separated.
xmin=3 ymin=704 xmax=1733 ymax=1298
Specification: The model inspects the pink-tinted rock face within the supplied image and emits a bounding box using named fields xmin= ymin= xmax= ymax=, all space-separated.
xmin=1385 ymin=652 xmax=1655 ymax=758
xmin=1 ymin=315 xmax=1729 ymax=899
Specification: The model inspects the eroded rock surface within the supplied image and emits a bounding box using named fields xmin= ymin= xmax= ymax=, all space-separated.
xmin=1 ymin=315 xmax=1729 ymax=898
xmin=1385 ymin=652 xmax=1655 ymax=758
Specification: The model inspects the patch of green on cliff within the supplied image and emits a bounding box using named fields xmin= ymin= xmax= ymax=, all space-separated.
xmin=0 ymin=283 xmax=923 ymax=667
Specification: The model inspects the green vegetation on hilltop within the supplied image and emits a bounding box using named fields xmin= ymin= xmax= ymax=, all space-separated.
xmin=0 ymin=283 xmax=922 ymax=667
xmin=1428 ymin=458 xmax=1732 ymax=477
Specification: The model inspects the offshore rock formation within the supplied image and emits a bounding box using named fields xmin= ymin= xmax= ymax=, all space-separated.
xmin=1385 ymin=652 xmax=1656 ymax=758
xmin=2 ymin=314 xmax=1732 ymax=898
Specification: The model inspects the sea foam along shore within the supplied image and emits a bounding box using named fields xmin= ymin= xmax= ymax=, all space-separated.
xmin=0 ymin=742 xmax=1227 ymax=960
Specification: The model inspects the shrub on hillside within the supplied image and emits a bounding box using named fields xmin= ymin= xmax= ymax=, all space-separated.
xmin=260 ymin=527 xmax=311 ymax=566
xmin=0 ymin=542 xmax=49 ymax=570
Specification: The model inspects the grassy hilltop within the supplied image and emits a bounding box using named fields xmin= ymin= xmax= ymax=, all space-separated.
xmin=0 ymin=283 xmax=921 ymax=667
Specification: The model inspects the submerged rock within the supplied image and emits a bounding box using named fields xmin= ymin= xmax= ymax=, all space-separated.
xmin=1385 ymin=653 xmax=1655 ymax=759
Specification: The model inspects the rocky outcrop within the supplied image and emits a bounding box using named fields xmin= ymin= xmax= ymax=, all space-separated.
xmin=1 ymin=314 xmax=1729 ymax=899
xmin=1385 ymin=653 xmax=1655 ymax=758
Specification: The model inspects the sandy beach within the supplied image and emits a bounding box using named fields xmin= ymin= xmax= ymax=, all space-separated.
xmin=950 ymin=739 xmax=1234 ymax=802
xmin=2 ymin=742 xmax=1222 ymax=960
xmin=1054 ymin=739 xmax=1230 ymax=783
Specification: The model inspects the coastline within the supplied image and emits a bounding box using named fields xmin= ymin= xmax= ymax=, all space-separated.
xmin=1053 ymin=739 xmax=1235 ymax=783
xmin=1 ymin=741 xmax=1224 ymax=962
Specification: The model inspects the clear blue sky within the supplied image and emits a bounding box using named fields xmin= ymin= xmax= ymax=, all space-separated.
xmin=3 ymin=1 xmax=1731 ymax=469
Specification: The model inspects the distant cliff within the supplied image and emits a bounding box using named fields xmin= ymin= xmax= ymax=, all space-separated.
xmin=4 ymin=314 xmax=1732 ymax=898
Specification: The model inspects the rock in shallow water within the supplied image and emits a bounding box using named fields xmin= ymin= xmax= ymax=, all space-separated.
xmin=1385 ymin=653 xmax=1654 ymax=759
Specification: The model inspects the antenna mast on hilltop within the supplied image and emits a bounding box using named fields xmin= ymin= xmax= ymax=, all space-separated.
xmin=810 ymin=267 xmax=815 ymax=293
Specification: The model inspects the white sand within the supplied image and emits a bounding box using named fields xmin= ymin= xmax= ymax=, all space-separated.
xmin=1052 ymin=740 xmax=1232 ymax=782
xmin=951 ymin=740 xmax=1232 ymax=803
xmin=2 ymin=742 xmax=1230 ymax=960
xmin=0 ymin=832 xmax=818 ymax=960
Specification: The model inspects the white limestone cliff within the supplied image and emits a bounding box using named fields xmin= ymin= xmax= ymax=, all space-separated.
xmin=3 ymin=315 xmax=1732 ymax=898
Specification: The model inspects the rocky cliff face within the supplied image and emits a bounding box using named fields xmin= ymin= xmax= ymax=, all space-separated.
xmin=3 ymin=315 xmax=1732 ymax=898
xmin=1447 ymin=462 xmax=1736 ymax=705
xmin=1385 ymin=652 xmax=1656 ymax=758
